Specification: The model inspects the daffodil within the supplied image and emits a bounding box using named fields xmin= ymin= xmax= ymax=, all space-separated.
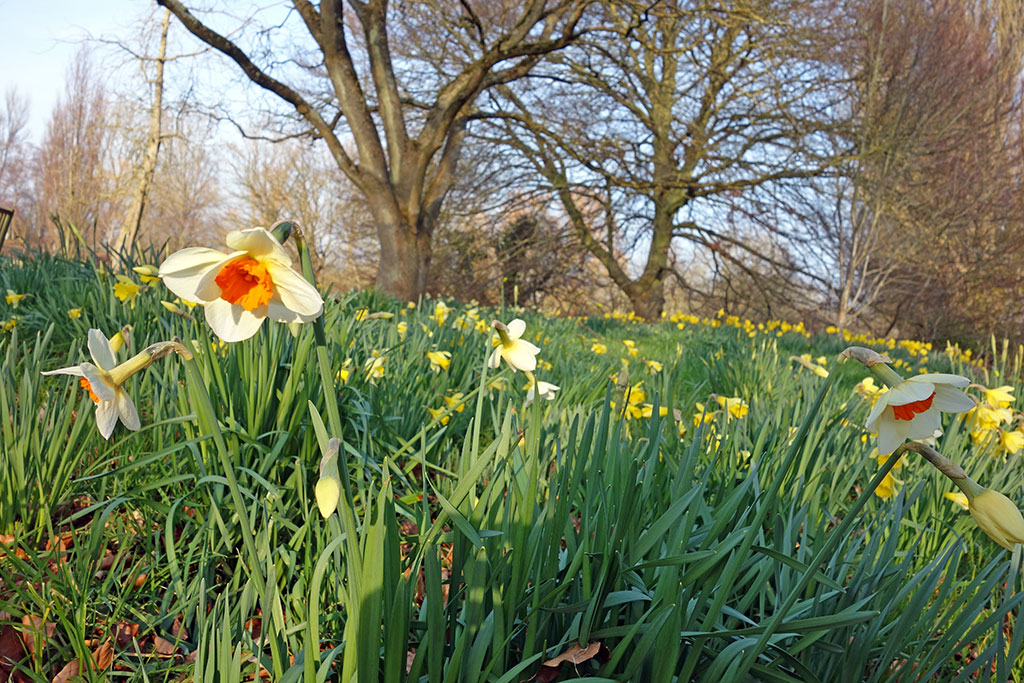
xmin=1001 ymin=428 xmax=1024 ymax=455
xmin=985 ymin=385 xmax=1015 ymax=408
xmin=874 ymin=471 xmax=897 ymax=500
xmin=488 ymin=319 xmax=540 ymax=373
xmin=5 ymin=290 xmax=29 ymax=308
xmin=716 ymin=395 xmax=749 ymax=419
xmin=68 ymin=307 xmax=83 ymax=319
xmin=113 ymin=275 xmax=143 ymax=307
xmin=865 ymin=373 xmax=975 ymax=455
xmin=623 ymin=339 xmax=638 ymax=357
xmin=427 ymin=350 xmax=451 ymax=373
xmin=364 ymin=351 xmax=386 ymax=384
xmin=944 ymin=491 xmax=969 ymax=510
xmin=397 ymin=321 xmax=408 ymax=340
xmin=158 ymin=227 xmax=324 ymax=342
xmin=591 ymin=342 xmax=608 ymax=355
xmin=525 ymin=378 xmax=559 ymax=407
xmin=443 ymin=393 xmax=466 ymax=413
xmin=646 ymin=360 xmax=663 ymax=374
xmin=969 ymin=489 xmax=1024 ymax=550
xmin=42 ymin=329 xmax=187 ymax=439
xmin=428 ymin=406 xmax=450 ymax=425
xmin=433 ymin=301 xmax=452 ymax=326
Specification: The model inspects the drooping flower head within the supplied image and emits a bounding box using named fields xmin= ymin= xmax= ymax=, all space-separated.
xmin=158 ymin=227 xmax=323 ymax=342
xmin=488 ymin=319 xmax=540 ymax=373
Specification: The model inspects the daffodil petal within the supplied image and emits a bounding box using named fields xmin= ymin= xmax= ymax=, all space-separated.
xmin=487 ymin=346 xmax=502 ymax=369
xmin=876 ymin=417 xmax=912 ymax=455
xmin=225 ymin=227 xmax=291 ymax=264
xmin=506 ymin=319 xmax=526 ymax=340
xmin=118 ymin=390 xmax=141 ymax=431
xmin=203 ymin=298 xmax=266 ymax=342
xmin=265 ymin=261 xmax=323 ymax=319
xmin=886 ymin=380 xmax=935 ymax=406
xmin=865 ymin=394 xmax=891 ymax=433
xmin=911 ymin=373 xmax=970 ymax=388
xmin=82 ymin=364 xmax=116 ymax=402
xmin=931 ymin=385 xmax=976 ymax=413
xmin=87 ymin=328 xmax=117 ymax=370
xmin=41 ymin=365 xmax=86 ymax=377
xmin=159 ymin=247 xmax=233 ymax=301
xmin=503 ymin=341 xmax=538 ymax=372
xmin=906 ymin=407 xmax=941 ymax=440
xmin=95 ymin=400 xmax=119 ymax=440
xmin=193 ymin=251 xmax=249 ymax=302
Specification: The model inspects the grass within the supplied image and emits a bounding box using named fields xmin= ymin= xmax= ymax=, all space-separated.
xmin=1 ymin=245 xmax=1023 ymax=682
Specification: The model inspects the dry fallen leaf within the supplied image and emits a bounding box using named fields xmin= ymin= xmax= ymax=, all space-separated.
xmin=19 ymin=615 xmax=55 ymax=656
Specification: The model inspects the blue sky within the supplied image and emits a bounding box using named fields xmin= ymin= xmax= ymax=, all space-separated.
xmin=0 ymin=0 xmax=150 ymax=140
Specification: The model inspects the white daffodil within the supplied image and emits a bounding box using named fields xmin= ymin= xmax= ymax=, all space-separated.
xmin=866 ymin=373 xmax=975 ymax=455
xmin=42 ymin=329 xmax=140 ymax=440
xmin=488 ymin=319 xmax=540 ymax=373
xmin=158 ymin=227 xmax=323 ymax=342
xmin=525 ymin=378 xmax=559 ymax=407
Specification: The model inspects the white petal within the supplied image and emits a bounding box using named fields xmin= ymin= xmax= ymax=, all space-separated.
xmin=265 ymin=261 xmax=323 ymax=318
xmin=203 ymin=298 xmax=266 ymax=343
xmin=87 ymin=329 xmax=116 ymax=370
xmin=159 ymin=247 xmax=231 ymax=302
xmin=487 ymin=347 xmax=502 ymax=369
xmin=932 ymin=385 xmax=976 ymax=413
xmin=887 ymin=380 xmax=935 ymax=406
xmin=42 ymin=365 xmax=85 ymax=377
xmin=911 ymin=373 xmax=970 ymax=388
xmin=94 ymin=400 xmax=119 ymax=440
xmin=907 ymin=407 xmax=942 ymax=440
xmin=504 ymin=340 xmax=538 ymax=372
xmin=506 ymin=319 xmax=526 ymax=340
xmin=82 ymin=364 xmax=116 ymax=402
xmin=865 ymin=393 xmax=891 ymax=433
xmin=117 ymin=389 xmax=141 ymax=431
xmin=876 ymin=415 xmax=911 ymax=455
xmin=225 ymin=227 xmax=291 ymax=264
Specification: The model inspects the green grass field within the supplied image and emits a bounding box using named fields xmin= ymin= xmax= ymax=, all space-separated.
xmin=2 ymin=247 xmax=1023 ymax=682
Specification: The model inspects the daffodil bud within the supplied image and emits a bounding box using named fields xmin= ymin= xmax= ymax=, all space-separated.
xmin=969 ymin=489 xmax=1024 ymax=550
xmin=270 ymin=220 xmax=294 ymax=244
xmin=315 ymin=438 xmax=342 ymax=519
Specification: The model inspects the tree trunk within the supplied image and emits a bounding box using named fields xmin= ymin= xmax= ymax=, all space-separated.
xmin=627 ymin=277 xmax=666 ymax=320
xmin=375 ymin=218 xmax=432 ymax=302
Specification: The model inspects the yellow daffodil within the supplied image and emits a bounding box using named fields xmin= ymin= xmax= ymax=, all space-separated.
xmin=397 ymin=321 xmax=408 ymax=340
xmin=1001 ymin=428 xmax=1024 ymax=455
xmin=336 ymin=358 xmax=352 ymax=383
xmin=716 ymin=395 xmax=749 ymax=419
xmin=132 ymin=264 xmax=161 ymax=283
xmin=591 ymin=342 xmax=608 ymax=354
xmin=487 ymin=377 xmax=507 ymax=394
xmin=623 ymin=339 xmax=638 ymax=357
xmin=5 ymin=290 xmax=29 ymax=308
xmin=68 ymin=307 xmax=83 ymax=319
xmin=985 ymin=385 xmax=1015 ymax=409
xmin=488 ymin=319 xmax=540 ymax=373
xmin=693 ymin=402 xmax=716 ymax=426
xmin=428 ymin=406 xmax=450 ymax=425
xmin=969 ymin=489 xmax=1024 ymax=550
xmin=945 ymin=492 xmax=969 ymax=510
xmin=2 ymin=318 xmax=18 ymax=332
xmin=158 ymin=227 xmax=323 ymax=342
xmin=443 ymin=393 xmax=466 ymax=413
xmin=113 ymin=275 xmax=143 ymax=307
xmin=364 ymin=351 xmax=386 ymax=384
xmin=865 ymin=372 xmax=975 ymax=455
xmin=427 ymin=350 xmax=452 ymax=373
xmin=646 ymin=360 xmax=663 ymax=374
xmin=854 ymin=377 xmax=885 ymax=405
xmin=874 ymin=471 xmax=897 ymax=500
xmin=433 ymin=301 xmax=452 ymax=326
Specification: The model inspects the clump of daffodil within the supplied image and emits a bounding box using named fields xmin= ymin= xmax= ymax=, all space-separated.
xmin=159 ymin=226 xmax=323 ymax=343
xmin=5 ymin=290 xmax=29 ymax=308
xmin=113 ymin=275 xmax=144 ymax=308
xmin=42 ymin=328 xmax=191 ymax=439
xmin=840 ymin=346 xmax=975 ymax=455
xmin=489 ymin=319 xmax=540 ymax=373
xmin=611 ymin=381 xmax=646 ymax=419
xmin=963 ymin=383 xmax=1024 ymax=453
xmin=426 ymin=350 xmax=451 ymax=373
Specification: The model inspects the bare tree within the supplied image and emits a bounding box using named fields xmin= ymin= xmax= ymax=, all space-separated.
xmin=155 ymin=0 xmax=589 ymax=300
xmin=486 ymin=0 xmax=847 ymax=318
xmin=0 ymin=89 xmax=32 ymax=250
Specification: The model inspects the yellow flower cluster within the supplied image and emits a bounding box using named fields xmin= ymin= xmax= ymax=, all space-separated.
xmin=966 ymin=384 xmax=1024 ymax=454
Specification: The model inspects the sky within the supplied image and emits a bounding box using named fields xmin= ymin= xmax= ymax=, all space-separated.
xmin=0 ymin=0 xmax=149 ymax=141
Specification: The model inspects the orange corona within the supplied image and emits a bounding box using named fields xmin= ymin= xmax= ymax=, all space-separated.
xmin=215 ymin=257 xmax=274 ymax=311
xmin=79 ymin=377 xmax=100 ymax=404
xmin=891 ymin=392 xmax=935 ymax=421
